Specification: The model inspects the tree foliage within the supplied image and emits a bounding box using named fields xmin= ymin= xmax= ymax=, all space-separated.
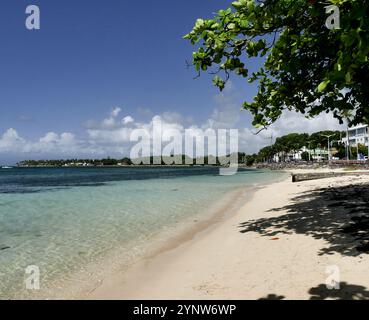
xmin=185 ymin=0 xmax=369 ymax=127
xmin=251 ymin=130 xmax=345 ymax=162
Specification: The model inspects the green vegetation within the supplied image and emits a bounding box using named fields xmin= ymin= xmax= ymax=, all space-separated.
xmin=16 ymin=155 xmax=246 ymax=167
xmin=185 ymin=0 xmax=369 ymax=128
xmin=242 ymin=130 xmax=349 ymax=165
xmin=17 ymin=158 xmax=132 ymax=167
xmin=16 ymin=129 xmax=365 ymax=167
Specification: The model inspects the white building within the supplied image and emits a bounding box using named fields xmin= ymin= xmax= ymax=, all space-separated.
xmin=342 ymin=124 xmax=369 ymax=147
xmin=272 ymin=147 xmax=328 ymax=162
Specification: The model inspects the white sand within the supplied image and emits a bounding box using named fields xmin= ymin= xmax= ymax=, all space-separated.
xmin=84 ymin=172 xmax=369 ymax=300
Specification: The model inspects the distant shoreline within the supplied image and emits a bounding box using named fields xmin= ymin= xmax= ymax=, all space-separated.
xmin=11 ymin=164 xmax=253 ymax=169
xmin=14 ymin=164 xmax=243 ymax=168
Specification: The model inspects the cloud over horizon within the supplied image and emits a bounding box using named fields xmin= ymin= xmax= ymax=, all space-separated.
xmin=0 ymin=84 xmax=345 ymax=163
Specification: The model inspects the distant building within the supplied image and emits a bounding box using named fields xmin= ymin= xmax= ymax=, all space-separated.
xmin=273 ymin=147 xmax=328 ymax=162
xmin=303 ymin=147 xmax=329 ymax=161
xmin=342 ymin=124 xmax=369 ymax=147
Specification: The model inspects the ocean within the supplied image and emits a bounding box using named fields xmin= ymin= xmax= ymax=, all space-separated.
xmin=0 ymin=166 xmax=286 ymax=298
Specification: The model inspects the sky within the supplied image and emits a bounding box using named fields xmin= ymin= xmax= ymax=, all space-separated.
xmin=0 ymin=0 xmax=344 ymax=164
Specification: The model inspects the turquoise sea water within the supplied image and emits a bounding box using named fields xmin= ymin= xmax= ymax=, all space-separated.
xmin=0 ymin=167 xmax=285 ymax=298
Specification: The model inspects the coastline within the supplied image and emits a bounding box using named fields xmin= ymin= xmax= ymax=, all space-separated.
xmin=64 ymin=173 xmax=286 ymax=300
xmin=83 ymin=171 xmax=369 ymax=300
xmin=79 ymin=175 xmax=288 ymax=300
xmin=14 ymin=171 xmax=282 ymax=300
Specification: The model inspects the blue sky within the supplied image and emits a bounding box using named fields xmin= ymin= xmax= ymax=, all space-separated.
xmin=0 ymin=0 xmax=253 ymax=135
xmin=0 ymin=0 xmax=343 ymax=163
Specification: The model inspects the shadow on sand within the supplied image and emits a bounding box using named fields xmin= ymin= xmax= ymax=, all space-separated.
xmin=259 ymin=282 xmax=369 ymax=300
xmin=258 ymin=294 xmax=286 ymax=300
xmin=308 ymin=282 xmax=369 ymax=300
xmin=239 ymin=183 xmax=369 ymax=256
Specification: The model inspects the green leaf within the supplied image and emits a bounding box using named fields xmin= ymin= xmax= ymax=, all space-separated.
xmin=213 ymin=76 xmax=225 ymax=91
xmin=317 ymin=80 xmax=330 ymax=92
xmin=185 ymin=0 xmax=369 ymax=127
xmin=232 ymin=1 xmax=243 ymax=10
xmin=345 ymin=72 xmax=352 ymax=84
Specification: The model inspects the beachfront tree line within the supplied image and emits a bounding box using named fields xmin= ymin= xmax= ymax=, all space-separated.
xmin=185 ymin=0 xmax=369 ymax=129
xmin=17 ymin=158 xmax=133 ymax=167
xmin=242 ymin=130 xmax=369 ymax=165
xmin=17 ymin=156 xmax=234 ymax=167
xmin=17 ymin=136 xmax=364 ymax=168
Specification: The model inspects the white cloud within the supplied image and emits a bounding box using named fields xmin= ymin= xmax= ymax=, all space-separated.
xmin=111 ymin=107 xmax=122 ymax=118
xmin=237 ymin=111 xmax=345 ymax=154
xmin=0 ymin=128 xmax=26 ymax=153
xmin=272 ymin=110 xmax=344 ymax=135
xmin=122 ymin=116 xmax=134 ymax=125
xmin=39 ymin=132 xmax=59 ymax=144
xmin=2 ymin=128 xmax=23 ymax=142
xmin=205 ymin=81 xmax=346 ymax=154
xmin=0 ymin=83 xmax=347 ymax=160
xmin=101 ymin=117 xmax=116 ymax=129
xmin=87 ymin=107 xmax=136 ymax=131
xmin=87 ymin=127 xmax=133 ymax=144
xmin=0 ymin=129 xmax=90 ymax=157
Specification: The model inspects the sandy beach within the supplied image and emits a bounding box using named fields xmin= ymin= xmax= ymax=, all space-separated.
xmin=83 ymin=170 xmax=369 ymax=300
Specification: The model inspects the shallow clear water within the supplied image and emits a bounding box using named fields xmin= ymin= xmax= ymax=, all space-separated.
xmin=0 ymin=167 xmax=285 ymax=298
